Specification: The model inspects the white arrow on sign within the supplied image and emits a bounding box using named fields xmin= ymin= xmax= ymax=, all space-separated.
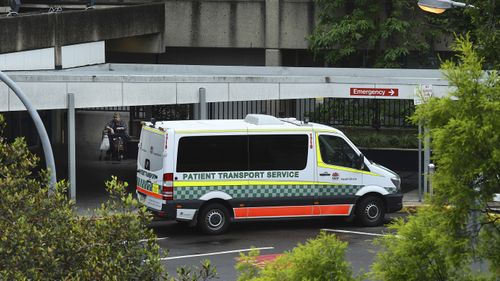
xmin=389 ymin=89 xmax=395 ymax=96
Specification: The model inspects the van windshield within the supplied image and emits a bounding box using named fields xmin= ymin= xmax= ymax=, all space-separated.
xmin=318 ymin=135 xmax=359 ymax=169
xmin=138 ymin=128 xmax=165 ymax=172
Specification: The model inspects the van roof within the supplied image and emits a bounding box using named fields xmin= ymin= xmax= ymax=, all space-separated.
xmin=146 ymin=114 xmax=341 ymax=133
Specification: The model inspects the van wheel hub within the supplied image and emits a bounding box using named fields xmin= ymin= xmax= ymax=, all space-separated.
xmin=365 ymin=203 xmax=379 ymax=220
xmin=206 ymin=210 xmax=224 ymax=230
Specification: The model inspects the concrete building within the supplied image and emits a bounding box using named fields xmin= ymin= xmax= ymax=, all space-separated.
xmin=2 ymin=0 xmax=316 ymax=69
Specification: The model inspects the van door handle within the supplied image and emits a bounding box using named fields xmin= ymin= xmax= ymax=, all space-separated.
xmin=319 ymin=172 xmax=330 ymax=177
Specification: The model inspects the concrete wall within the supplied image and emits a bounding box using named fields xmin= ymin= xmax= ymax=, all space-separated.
xmin=164 ymin=0 xmax=315 ymax=50
xmin=0 ymin=48 xmax=55 ymax=70
xmin=0 ymin=41 xmax=106 ymax=71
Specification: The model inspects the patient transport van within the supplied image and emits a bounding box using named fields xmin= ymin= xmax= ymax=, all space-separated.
xmin=136 ymin=114 xmax=402 ymax=234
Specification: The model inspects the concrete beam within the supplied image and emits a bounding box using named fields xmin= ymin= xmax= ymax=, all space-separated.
xmin=0 ymin=3 xmax=164 ymax=54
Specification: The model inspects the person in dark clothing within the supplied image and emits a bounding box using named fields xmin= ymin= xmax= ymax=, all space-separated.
xmin=105 ymin=112 xmax=130 ymax=159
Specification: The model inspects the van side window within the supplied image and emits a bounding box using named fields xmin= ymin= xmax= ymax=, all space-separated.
xmin=249 ymin=135 xmax=308 ymax=170
xmin=177 ymin=136 xmax=248 ymax=172
xmin=318 ymin=135 xmax=359 ymax=169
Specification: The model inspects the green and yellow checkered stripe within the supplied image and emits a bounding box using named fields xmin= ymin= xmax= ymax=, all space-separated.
xmin=173 ymin=184 xmax=398 ymax=200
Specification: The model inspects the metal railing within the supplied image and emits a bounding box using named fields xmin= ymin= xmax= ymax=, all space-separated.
xmin=207 ymin=98 xmax=415 ymax=128
xmin=127 ymin=98 xmax=415 ymax=130
xmin=83 ymin=106 xmax=130 ymax=112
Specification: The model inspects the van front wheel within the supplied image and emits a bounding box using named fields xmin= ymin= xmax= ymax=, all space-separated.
xmin=198 ymin=203 xmax=230 ymax=235
xmin=355 ymin=196 xmax=385 ymax=227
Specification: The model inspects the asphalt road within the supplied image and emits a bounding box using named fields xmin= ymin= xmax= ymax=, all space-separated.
xmin=150 ymin=213 xmax=405 ymax=280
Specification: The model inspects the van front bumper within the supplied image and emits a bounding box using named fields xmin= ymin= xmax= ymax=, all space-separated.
xmin=385 ymin=193 xmax=403 ymax=213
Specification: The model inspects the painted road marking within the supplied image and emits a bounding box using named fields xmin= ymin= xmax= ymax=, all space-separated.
xmin=242 ymin=254 xmax=283 ymax=268
xmin=161 ymin=247 xmax=274 ymax=261
xmin=139 ymin=237 xmax=169 ymax=243
xmin=321 ymin=228 xmax=385 ymax=237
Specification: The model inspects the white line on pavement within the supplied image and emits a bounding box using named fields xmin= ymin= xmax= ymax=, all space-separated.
xmin=139 ymin=237 xmax=169 ymax=243
xmin=161 ymin=247 xmax=275 ymax=261
xmin=321 ymin=228 xmax=385 ymax=237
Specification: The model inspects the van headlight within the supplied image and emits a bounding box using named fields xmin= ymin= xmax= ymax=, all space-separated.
xmin=391 ymin=177 xmax=401 ymax=192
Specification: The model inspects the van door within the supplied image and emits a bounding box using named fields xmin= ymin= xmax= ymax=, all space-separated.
xmin=136 ymin=127 xmax=167 ymax=211
xmin=244 ymin=132 xmax=315 ymax=218
xmin=314 ymin=133 xmax=364 ymax=216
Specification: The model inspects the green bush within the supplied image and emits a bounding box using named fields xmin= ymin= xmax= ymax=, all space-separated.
xmin=342 ymin=128 xmax=418 ymax=149
xmin=372 ymin=207 xmax=489 ymax=281
xmin=0 ymin=114 xmax=216 ymax=280
xmin=236 ymin=232 xmax=363 ymax=281
xmin=372 ymin=36 xmax=499 ymax=280
xmin=0 ymin=121 xmax=163 ymax=280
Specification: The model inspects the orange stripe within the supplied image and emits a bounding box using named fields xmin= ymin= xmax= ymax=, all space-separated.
xmin=249 ymin=206 xmax=313 ymax=217
xmin=234 ymin=204 xmax=352 ymax=219
xmin=233 ymin=208 xmax=248 ymax=218
xmin=136 ymin=186 xmax=163 ymax=199
xmin=234 ymin=206 xmax=312 ymax=218
xmin=319 ymin=205 xmax=351 ymax=215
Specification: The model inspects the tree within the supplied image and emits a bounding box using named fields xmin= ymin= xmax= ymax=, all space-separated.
xmin=0 ymin=114 xmax=216 ymax=280
xmin=372 ymin=36 xmax=499 ymax=280
xmin=308 ymin=0 xmax=448 ymax=68
xmin=236 ymin=232 xmax=363 ymax=281
xmin=448 ymin=0 xmax=499 ymax=69
xmin=308 ymin=0 xmax=499 ymax=68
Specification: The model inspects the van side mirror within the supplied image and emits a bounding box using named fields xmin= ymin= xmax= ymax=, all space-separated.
xmin=356 ymin=154 xmax=365 ymax=170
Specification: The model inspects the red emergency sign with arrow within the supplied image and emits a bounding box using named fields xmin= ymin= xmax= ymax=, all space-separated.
xmin=350 ymin=87 xmax=399 ymax=97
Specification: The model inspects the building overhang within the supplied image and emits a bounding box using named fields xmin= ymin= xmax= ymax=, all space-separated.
xmin=0 ymin=63 xmax=449 ymax=112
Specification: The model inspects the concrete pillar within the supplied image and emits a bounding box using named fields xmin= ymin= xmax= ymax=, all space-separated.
xmin=51 ymin=109 xmax=63 ymax=145
xmin=423 ymin=127 xmax=430 ymax=195
xmin=199 ymin=88 xmax=207 ymax=120
xmin=265 ymin=49 xmax=282 ymax=66
xmin=265 ymin=0 xmax=281 ymax=66
xmin=418 ymin=123 xmax=422 ymax=202
xmin=54 ymin=46 xmax=62 ymax=70
xmin=67 ymin=93 xmax=76 ymax=200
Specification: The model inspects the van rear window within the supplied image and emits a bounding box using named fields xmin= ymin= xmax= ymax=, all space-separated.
xmin=177 ymin=136 xmax=248 ymax=172
xmin=176 ymin=134 xmax=308 ymax=172
xmin=249 ymin=135 xmax=307 ymax=170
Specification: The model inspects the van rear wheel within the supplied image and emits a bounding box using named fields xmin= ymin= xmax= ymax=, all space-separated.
xmin=355 ymin=195 xmax=385 ymax=227
xmin=198 ymin=203 xmax=230 ymax=235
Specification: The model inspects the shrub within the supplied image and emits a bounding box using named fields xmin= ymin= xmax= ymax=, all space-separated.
xmin=372 ymin=36 xmax=499 ymax=281
xmin=0 ymin=114 xmax=216 ymax=280
xmin=236 ymin=232 xmax=363 ymax=281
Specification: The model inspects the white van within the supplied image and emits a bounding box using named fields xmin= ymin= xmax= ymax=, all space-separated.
xmin=136 ymin=114 xmax=402 ymax=234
